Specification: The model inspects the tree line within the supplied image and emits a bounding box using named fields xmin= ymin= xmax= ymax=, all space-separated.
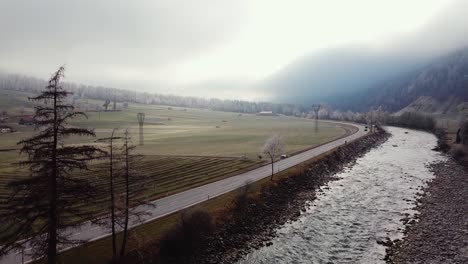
xmin=2 ymin=71 xmax=428 ymax=122
xmin=0 ymin=72 xmax=310 ymax=116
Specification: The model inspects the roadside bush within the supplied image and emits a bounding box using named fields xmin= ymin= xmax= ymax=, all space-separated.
xmin=458 ymin=120 xmax=468 ymax=145
xmin=385 ymin=113 xmax=452 ymax=152
xmin=233 ymin=180 xmax=254 ymax=213
xmin=159 ymin=209 xmax=214 ymax=263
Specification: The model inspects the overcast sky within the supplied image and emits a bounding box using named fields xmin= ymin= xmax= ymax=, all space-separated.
xmin=0 ymin=0 xmax=466 ymax=101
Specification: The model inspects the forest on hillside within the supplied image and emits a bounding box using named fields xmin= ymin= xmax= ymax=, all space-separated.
xmin=337 ymin=48 xmax=468 ymax=112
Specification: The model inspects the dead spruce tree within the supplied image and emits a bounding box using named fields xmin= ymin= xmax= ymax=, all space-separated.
xmin=118 ymin=129 xmax=133 ymax=261
xmin=99 ymin=129 xmax=152 ymax=263
xmin=262 ymin=133 xmax=285 ymax=180
xmin=98 ymin=129 xmax=121 ymax=263
xmin=0 ymin=67 xmax=102 ymax=263
xmin=117 ymin=129 xmax=152 ymax=262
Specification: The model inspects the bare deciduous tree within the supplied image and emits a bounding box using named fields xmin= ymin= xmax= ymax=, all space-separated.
xmin=113 ymin=96 xmax=117 ymax=111
xmin=262 ymin=133 xmax=285 ymax=180
xmin=0 ymin=66 xmax=102 ymax=263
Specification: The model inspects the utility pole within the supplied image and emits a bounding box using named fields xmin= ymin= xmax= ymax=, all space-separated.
xmin=137 ymin=112 xmax=145 ymax=146
xmin=311 ymin=104 xmax=321 ymax=133
xmin=311 ymin=104 xmax=321 ymax=120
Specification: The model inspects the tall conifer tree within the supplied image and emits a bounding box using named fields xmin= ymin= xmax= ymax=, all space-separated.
xmin=0 ymin=67 xmax=102 ymax=263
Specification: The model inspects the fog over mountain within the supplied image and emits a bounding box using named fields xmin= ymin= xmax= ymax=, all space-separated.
xmin=346 ymin=47 xmax=468 ymax=113
xmin=262 ymin=47 xmax=428 ymax=104
xmin=263 ymin=0 xmax=468 ymax=107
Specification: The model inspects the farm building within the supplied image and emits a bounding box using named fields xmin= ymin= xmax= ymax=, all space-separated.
xmin=256 ymin=111 xmax=278 ymax=116
xmin=18 ymin=116 xmax=35 ymax=126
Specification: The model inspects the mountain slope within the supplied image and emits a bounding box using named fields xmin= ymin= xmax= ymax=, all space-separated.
xmin=335 ymin=48 xmax=468 ymax=113
xmin=263 ymin=47 xmax=428 ymax=105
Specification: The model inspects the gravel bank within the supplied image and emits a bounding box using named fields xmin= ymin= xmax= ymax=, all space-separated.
xmin=386 ymin=159 xmax=468 ymax=263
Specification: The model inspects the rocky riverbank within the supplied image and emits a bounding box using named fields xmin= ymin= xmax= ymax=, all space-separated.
xmin=188 ymin=130 xmax=390 ymax=264
xmin=385 ymin=159 xmax=468 ymax=263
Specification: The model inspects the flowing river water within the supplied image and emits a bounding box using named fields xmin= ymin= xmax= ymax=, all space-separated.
xmin=239 ymin=127 xmax=446 ymax=264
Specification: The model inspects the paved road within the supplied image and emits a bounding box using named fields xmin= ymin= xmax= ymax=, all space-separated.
xmin=0 ymin=121 xmax=366 ymax=264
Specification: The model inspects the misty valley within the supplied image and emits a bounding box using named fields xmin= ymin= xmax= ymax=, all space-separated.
xmin=1 ymin=1 xmax=468 ymax=264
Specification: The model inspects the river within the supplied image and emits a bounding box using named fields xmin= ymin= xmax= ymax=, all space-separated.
xmin=239 ymin=127 xmax=446 ymax=264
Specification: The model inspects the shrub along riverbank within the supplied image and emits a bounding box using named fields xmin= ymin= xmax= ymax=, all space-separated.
xmin=384 ymin=112 xmax=450 ymax=152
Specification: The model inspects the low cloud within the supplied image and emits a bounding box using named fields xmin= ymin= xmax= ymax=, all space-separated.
xmin=262 ymin=0 xmax=468 ymax=104
xmin=1 ymin=1 xmax=468 ymax=103
xmin=0 ymin=0 xmax=247 ymax=86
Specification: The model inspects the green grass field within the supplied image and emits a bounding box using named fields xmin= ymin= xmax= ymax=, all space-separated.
xmin=0 ymin=155 xmax=262 ymax=211
xmin=0 ymin=89 xmax=347 ymax=203
xmin=0 ymin=89 xmax=346 ymax=159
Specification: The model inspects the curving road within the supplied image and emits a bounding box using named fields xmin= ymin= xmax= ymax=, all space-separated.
xmin=0 ymin=121 xmax=367 ymax=264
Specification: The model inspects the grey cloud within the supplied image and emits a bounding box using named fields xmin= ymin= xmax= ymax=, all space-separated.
xmin=0 ymin=0 xmax=247 ymax=81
